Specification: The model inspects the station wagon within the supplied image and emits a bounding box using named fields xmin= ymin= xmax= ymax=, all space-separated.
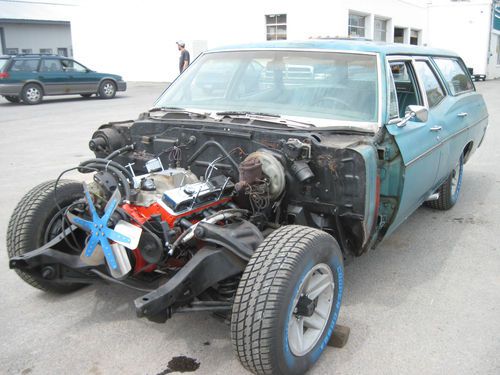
xmin=0 ymin=54 xmax=126 ymax=104
xmin=7 ymin=40 xmax=488 ymax=375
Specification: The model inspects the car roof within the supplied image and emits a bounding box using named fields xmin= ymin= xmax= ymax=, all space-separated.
xmin=4 ymin=54 xmax=68 ymax=60
xmin=208 ymin=39 xmax=459 ymax=58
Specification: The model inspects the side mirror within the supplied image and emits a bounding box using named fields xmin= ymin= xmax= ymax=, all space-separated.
xmin=406 ymin=105 xmax=428 ymax=123
xmin=390 ymin=105 xmax=428 ymax=127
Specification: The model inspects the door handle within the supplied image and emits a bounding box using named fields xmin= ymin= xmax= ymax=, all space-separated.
xmin=457 ymin=112 xmax=468 ymax=118
xmin=430 ymin=126 xmax=442 ymax=132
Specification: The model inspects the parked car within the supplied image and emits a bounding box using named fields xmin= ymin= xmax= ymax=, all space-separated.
xmin=7 ymin=40 xmax=488 ymax=375
xmin=0 ymin=54 xmax=126 ymax=104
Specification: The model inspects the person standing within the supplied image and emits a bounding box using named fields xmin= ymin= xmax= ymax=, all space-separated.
xmin=177 ymin=41 xmax=190 ymax=73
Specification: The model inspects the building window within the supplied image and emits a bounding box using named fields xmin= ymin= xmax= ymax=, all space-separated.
xmin=374 ymin=18 xmax=387 ymax=42
xmin=57 ymin=48 xmax=68 ymax=57
xmin=6 ymin=48 xmax=18 ymax=55
xmin=266 ymin=14 xmax=287 ymax=40
xmin=394 ymin=27 xmax=405 ymax=43
xmin=21 ymin=48 xmax=32 ymax=54
xmin=40 ymin=48 xmax=53 ymax=54
xmin=410 ymin=29 xmax=420 ymax=45
xmin=348 ymin=13 xmax=366 ymax=37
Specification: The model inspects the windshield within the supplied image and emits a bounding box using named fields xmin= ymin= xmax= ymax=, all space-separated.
xmin=155 ymin=50 xmax=379 ymax=127
xmin=0 ymin=58 xmax=8 ymax=72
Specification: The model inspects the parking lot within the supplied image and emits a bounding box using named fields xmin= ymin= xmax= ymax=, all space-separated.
xmin=0 ymin=81 xmax=499 ymax=375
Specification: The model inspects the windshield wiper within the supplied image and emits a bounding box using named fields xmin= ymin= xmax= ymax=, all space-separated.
xmin=149 ymin=106 xmax=208 ymax=118
xmin=215 ymin=111 xmax=315 ymax=129
xmin=216 ymin=110 xmax=280 ymax=118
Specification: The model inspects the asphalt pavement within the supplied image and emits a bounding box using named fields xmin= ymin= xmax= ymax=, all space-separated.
xmin=0 ymin=82 xmax=499 ymax=375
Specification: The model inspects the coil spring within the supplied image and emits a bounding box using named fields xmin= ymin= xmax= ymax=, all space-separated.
xmin=217 ymin=277 xmax=240 ymax=301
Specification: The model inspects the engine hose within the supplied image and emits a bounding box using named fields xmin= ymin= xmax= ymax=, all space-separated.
xmin=105 ymin=144 xmax=135 ymax=161
xmin=169 ymin=209 xmax=249 ymax=253
xmin=81 ymin=162 xmax=131 ymax=201
xmin=79 ymin=158 xmax=134 ymax=183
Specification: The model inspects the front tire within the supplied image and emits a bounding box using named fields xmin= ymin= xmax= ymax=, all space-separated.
xmin=426 ymin=154 xmax=464 ymax=210
xmin=21 ymin=83 xmax=43 ymax=104
xmin=6 ymin=180 xmax=86 ymax=293
xmin=231 ymin=225 xmax=344 ymax=375
xmin=98 ymin=80 xmax=116 ymax=99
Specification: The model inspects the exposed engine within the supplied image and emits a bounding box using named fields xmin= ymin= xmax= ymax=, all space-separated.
xmin=69 ymin=148 xmax=286 ymax=287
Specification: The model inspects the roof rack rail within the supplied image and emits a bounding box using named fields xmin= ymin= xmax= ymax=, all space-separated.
xmin=14 ymin=53 xmax=62 ymax=57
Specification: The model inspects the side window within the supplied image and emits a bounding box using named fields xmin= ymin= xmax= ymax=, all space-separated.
xmin=387 ymin=63 xmax=399 ymax=119
xmin=10 ymin=59 xmax=39 ymax=72
xmin=414 ymin=61 xmax=445 ymax=108
xmin=61 ymin=59 xmax=87 ymax=72
xmin=433 ymin=58 xmax=474 ymax=96
xmin=40 ymin=59 xmax=63 ymax=72
xmin=389 ymin=60 xmax=422 ymax=118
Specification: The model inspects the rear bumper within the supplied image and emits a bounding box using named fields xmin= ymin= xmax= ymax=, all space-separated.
xmin=117 ymin=81 xmax=127 ymax=92
xmin=0 ymin=83 xmax=22 ymax=96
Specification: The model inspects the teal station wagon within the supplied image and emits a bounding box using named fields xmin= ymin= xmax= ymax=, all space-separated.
xmin=7 ymin=40 xmax=488 ymax=375
xmin=0 ymin=54 xmax=126 ymax=104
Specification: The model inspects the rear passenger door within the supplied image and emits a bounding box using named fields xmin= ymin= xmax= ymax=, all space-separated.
xmin=39 ymin=58 xmax=70 ymax=95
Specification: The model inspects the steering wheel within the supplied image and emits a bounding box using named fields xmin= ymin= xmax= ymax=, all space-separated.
xmin=315 ymin=96 xmax=351 ymax=110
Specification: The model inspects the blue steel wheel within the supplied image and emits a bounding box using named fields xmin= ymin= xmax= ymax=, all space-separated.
xmin=231 ymin=225 xmax=344 ymax=375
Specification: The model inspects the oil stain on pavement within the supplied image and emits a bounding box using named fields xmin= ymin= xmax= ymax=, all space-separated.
xmin=155 ymin=356 xmax=201 ymax=374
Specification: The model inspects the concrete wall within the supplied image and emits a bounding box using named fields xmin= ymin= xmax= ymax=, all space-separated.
xmin=68 ymin=0 xmax=427 ymax=82
xmin=427 ymin=1 xmax=493 ymax=76
xmin=0 ymin=0 xmax=497 ymax=81
xmin=0 ymin=22 xmax=72 ymax=56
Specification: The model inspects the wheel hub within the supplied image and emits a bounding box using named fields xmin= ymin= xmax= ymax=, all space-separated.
xmin=295 ymin=295 xmax=316 ymax=317
xmin=288 ymin=263 xmax=335 ymax=356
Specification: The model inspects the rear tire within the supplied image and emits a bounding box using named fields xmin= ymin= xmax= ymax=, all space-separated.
xmin=231 ymin=225 xmax=344 ymax=375
xmin=426 ymin=154 xmax=464 ymax=210
xmin=98 ymin=80 xmax=116 ymax=99
xmin=21 ymin=83 xmax=43 ymax=104
xmin=7 ymin=180 xmax=86 ymax=293
xmin=4 ymin=95 xmax=21 ymax=103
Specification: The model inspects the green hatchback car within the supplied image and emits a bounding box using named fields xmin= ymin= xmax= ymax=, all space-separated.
xmin=0 ymin=54 xmax=126 ymax=104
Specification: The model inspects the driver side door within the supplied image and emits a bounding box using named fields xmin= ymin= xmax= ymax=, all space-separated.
xmin=384 ymin=56 xmax=442 ymax=236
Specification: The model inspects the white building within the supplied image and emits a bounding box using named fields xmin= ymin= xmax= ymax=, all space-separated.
xmin=0 ymin=0 xmax=499 ymax=82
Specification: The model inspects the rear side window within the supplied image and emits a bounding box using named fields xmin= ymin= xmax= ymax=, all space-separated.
xmin=40 ymin=59 xmax=63 ymax=72
xmin=0 ymin=58 xmax=9 ymax=71
xmin=434 ymin=58 xmax=473 ymax=95
xmin=10 ymin=59 xmax=39 ymax=72
xmin=414 ymin=61 xmax=445 ymax=108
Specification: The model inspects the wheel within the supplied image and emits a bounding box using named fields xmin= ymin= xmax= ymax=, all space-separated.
xmin=4 ymin=95 xmax=21 ymax=103
xmin=7 ymin=180 xmax=86 ymax=293
xmin=426 ymin=154 xmax=464 ymax=210
xmin=98 ymin=80 xmax=116 ymax=99
xmin=231 ymin=225 xmax=344 ymax=375
xmin=80 ymin=93 xmax=93 ymax=98
xmin=21 ymin=83 xmax=43 ymax=104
